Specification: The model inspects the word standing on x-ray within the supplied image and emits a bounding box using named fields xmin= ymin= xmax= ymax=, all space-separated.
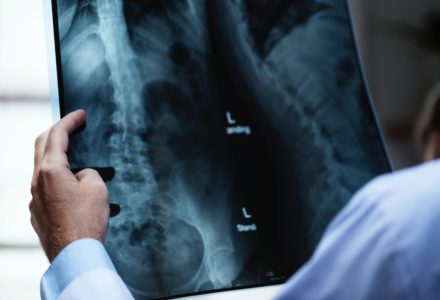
xmin=226 ymin=111 xmax=252 ymax=136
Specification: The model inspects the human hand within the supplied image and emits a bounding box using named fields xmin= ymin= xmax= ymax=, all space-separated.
xmin=29 ymin=109 xmax=110 ymax=262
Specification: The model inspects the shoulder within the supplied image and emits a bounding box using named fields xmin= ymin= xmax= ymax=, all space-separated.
xmin=357 ymin=159 xmax=440 ymax=227
xmin=322 ymin=161 xmax=440 ymax=240
xmin=364 ymin=159 xmax=440 ymax=192
xmin=277 ymin=161 xmax=440 ymax=300
xmin=352 ymin=160 xmax=440 ymax=298
xmin=352 ymin=159 xmax=440 ymax=249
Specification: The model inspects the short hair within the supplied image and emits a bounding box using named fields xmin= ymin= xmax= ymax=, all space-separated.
xmin=416 ymin=82 xmax=440 ymax=148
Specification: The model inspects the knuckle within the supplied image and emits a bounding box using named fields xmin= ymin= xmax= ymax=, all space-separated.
xmin=94 ymin=179 xmax=107 ymax=192
xmin=49 ymin=126 xmax=63 ymax=138
xmin=35 ymin=130 xmax=48 ymax=148
xmin=81 ymin=168 xmax=102 ymax=182
xmin=45 ymin=129 xmax=57 ymax=145
xmin=48 ymin=126 xmax=58 ymax=136
xmin=39 ymin=160 xmax=58 ymax=177
xmin=34 ymin=134 xmax=43 ymax=148
xmin=34 ymin=136 xmax=40 ymax=148
xmin=30 ymin=180 xmax=39 ymax=195
xmin=29 ymin=199 xmax=36 ymax=213
xmin=39 ymin=162 xmax=51 ymax=175
xmin=86 ymin=168 xmax=99 ymax=177
xmin=91 ymin=180 xmax=108 ymax=198
xmin=79 ymin=168 xmax=92 ymax=176
xmin=30 ymin=215 xmax=38 ymax=231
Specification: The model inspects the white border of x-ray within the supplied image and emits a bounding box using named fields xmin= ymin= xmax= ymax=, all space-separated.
xmin=346 ymin=0 xmax=394 ymax=170
xmin=43 ymin=0 xmax=61 ymax=123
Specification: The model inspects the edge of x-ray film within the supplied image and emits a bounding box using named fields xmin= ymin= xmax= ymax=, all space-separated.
xmin=44 ymin=0 xmax=390 ymax=299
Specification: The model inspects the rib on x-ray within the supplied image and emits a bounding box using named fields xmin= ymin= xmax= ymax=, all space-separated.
xmin=53 ymin=0 xmax=390 ymax=298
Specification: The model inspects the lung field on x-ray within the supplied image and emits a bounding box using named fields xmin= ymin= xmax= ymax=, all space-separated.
xmin=56 ymin=0 xmax=389 ymax=299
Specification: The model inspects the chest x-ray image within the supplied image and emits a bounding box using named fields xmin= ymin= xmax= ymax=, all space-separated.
xmin=52 ymin=0 xmax=390 ymax=298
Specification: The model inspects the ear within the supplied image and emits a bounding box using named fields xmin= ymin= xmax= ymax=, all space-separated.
xmin=424 ymin=131 xmax=440 ymax=161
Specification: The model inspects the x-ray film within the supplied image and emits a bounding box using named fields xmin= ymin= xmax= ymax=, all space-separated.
xmin=49 ymin=0 xmax=390 ymax=298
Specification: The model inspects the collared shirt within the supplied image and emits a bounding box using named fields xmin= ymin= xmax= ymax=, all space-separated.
xmin=276 ymin=160 xmax=440 ymax=300
xmin=40 ymin=239 xmax=133 ymax=300
xmin=41 ymin=160 xmax=440 ymax=299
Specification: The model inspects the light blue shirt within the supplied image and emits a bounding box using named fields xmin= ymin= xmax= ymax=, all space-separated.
xmin=41 ymin=239 xmax=133 ymax=300
xmin=41 ymin=160 xmax=440 ymax=299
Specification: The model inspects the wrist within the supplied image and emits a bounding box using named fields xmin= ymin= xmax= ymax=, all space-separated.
xmin=41 ymin=239 xmax=116 ymax=300
xmin=44 ymin=230 xmax=104 ymax=262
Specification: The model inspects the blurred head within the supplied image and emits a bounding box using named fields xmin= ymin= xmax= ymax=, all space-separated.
xmin=416 ymin=83 xmax=440 ymax=161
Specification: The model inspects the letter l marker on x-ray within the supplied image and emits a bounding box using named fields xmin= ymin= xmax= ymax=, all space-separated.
xmin=226 ymin=111 xmax=237 ymax=124
xmin=242 ymin=207 xmax=252 ymax=219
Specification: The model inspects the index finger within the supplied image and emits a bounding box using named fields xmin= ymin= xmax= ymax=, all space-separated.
xmin=43 ymin=109 xmax=86 ymax=166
